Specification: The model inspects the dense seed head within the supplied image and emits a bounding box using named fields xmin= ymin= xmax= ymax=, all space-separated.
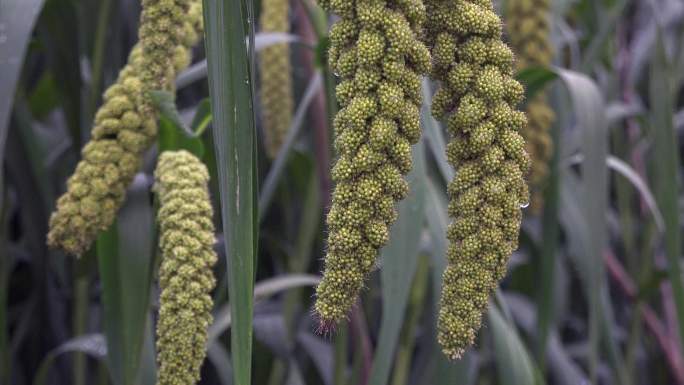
xmin=424 ymin=0 xmax=530 ymax=359
xmin=506 ymin=0 xmax=555 ymax=212
xmin=154 ymin=150 xmax=217 ymax=385
xmin=47 ymin=0 xmax=203 ymax=256
xmin=314 ymin=0 xmax=431 ymax=324
xmin=259 ymin=0 xmax=294 ymax=159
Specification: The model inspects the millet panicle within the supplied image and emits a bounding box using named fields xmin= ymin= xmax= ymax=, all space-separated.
xmin=47 ymin=0 xmax=203 ymax=256
xmin=314 ymin=0 xmax=431 ymax=326
xmin=259 ymin=0 xmax=294 ymax=159
xmin=154 ymin=150 xmax=217 ymax=385
xmin=424 ymin=0 xmax=530 ymax=359
xmin=507 ymin=0 xmax=555 ymax=212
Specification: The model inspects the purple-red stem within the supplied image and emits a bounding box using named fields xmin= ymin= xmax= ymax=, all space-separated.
xmin=293 ymin=0 xmax=332 ymax=209
xmin=618 ymin=21 xmax=684 ymax=373
xmin=350 ymin=302 xmax=373 ymax=385
xmin=604 ymin=250 xmax=684 ymax=384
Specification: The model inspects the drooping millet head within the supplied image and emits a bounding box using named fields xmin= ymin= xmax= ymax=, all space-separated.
xmin=314 ymin=0 xmax=431 ymax=325
xmin=423 ymin=0 xmax=530 ymax=359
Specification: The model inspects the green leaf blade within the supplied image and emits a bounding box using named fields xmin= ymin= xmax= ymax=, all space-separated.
xmin=202 ymin=0 xmax=258 ymax=383
xmin=369 ymin=140 xmax=427 ymax=385
xmin=97 ymin=176 xmax=155 ymax=385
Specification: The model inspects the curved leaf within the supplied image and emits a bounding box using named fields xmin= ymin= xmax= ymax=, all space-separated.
xmin=208 ymin=274 xmax=320 ymax=342
xmin=33 ymin=334 xmax=107 ymax=385
xmin=203 ymin=0 xmax=259 ymax=383
xmin=97 ymin=175 xmax=155 ymax=385
xmin=488 ymin=306 xmax=543 ymax=385
xmin=369 ymin=139 xmax=427 ymax=385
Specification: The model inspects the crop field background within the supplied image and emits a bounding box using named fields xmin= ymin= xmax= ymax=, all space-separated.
xmin=2 ymin=0 xmax=684 ymax=384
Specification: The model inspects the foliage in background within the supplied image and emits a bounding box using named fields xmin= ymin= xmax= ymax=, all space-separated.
xmin=2 ymin=0 xmax=684 ymax=384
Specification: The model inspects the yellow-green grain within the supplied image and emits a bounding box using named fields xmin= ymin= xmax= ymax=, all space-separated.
xmin=47 ymin=1 xmax=203 ymax=256
xmin=424 ymin=0 xmax=530 ymax=359
xmin=507 ymin=0 xmax=555 ymax=212
xmin=314 ymin=0 xmax=431 ymax=326
xmin=259 ymin=0 xmax=294 ymax=158
xmin=154 ymin=150 xmax=217 ymax=385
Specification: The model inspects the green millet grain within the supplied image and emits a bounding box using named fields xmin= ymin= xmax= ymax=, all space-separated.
xmin=47 ymin=0 xmax=203 ymax=256
xmin=314 ymin=0 xmax=431 ymax=326
xmin=259 ymin=0 xmax=294 ymax=159
xmin=154 ymin=150 xmax=217 ymax=385
xmin=424 ymin=0 xmax=531 ymax=359
xmin=507 ymin=0 xmax=555 ymax=213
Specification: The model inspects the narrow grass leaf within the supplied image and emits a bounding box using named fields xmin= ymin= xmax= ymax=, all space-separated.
xmin=203 ymin=0 xmax=259 ymax=383
xmin=515 ymin=67 xmax=558 ymax=104
xmin=0 ymin=0 xmax=46 ymax=191
xmin=190 ymin=99 xmax=213 ymax=135
xmin=369 ymin=140 xmax=427 ymax=385
xmin=158 ymin=118 xmax=205 ymax=157
xmin=37 ymin=0 xmax=82 ymax=144
xmin=607 ymin=155 xmax=665 ymax=231
xmin=535 ymin=84 xmax=564 ymax=368
xmin=555 ymin=68 xmax=629 ymax=383
xmin=558 ymin=70 xmax=605 ymax=382
xmin=419 ymin=88 xmax=467 ymax=385
xmin=650 ymin=29 xmax=684 ymax=362
xmin=208 ymin=274 xmax=321 ymax=342
xmin=97 ymin=225 xmax=123 ymax=384
xmin=33 ymin=334 xmax=107 ymax=385
xmin=207 ymin=344 xmax=234 ymax=385
xmin=150 ymin=91 xmax=195 ymax=136
xmin=154 ymin=92 xmax=208 ymax=156
xmin=503 ymin=294 xmax=588 ymax=385
xmin=297 ymin=331 xmax=334 ymax=385
xmin=97 ymin=175 xmax=155 ymax=385
xmin=425 ymin=175 xmax=473 ymax=385
xmin=488 ymin=306 xmax=543 ymax=385
xmin=558 ymin=169 xmax=627 ymax=385
xmin=176 ymin=33 xmax=305 ymax=89
xmin=420 ymin=80 xmax=452 ymax=183
xmin=390 ymin=256 xmax=430 ymax=385
xmin=139 ymin=317 xmax=157 ymax=385
xmin=258 ymin=73 xmax=323 ymax=218
xmin=580 ymin=0 xmax=630 ymax=71
xmin=566 ymin=154 xmax=664 ymax=230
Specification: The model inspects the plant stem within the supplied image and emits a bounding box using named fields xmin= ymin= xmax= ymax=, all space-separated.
xmin=73 ymin=258 xmax=90 ymax=385
xmin=294 ymin=0 xmax=332 ymax=207
xmin=334 ymin=323 xmax=349 ymax=385
xmin=391 ymin=256 xmax=429 ymax=385
xmin=350 ymin=303 xmax=372 ymax=385
xmin=536 ymin=90 xmax=561 ymax=370
xmin=604 ymin=250 xmax=684 ymax=383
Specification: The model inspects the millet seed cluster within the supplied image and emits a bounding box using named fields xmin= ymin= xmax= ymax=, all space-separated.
xmin=46 ymin=0 xmax=535 ymax=368
xmin=313 ymin=0 xmax=431 ymax=325
xmin=47 ymin=0 xmax=203 ymax=256
xmin=423 ymin=0 xmax=530 ymax=358
xmin=154 ymin=150 xmax=217 ymax=385
xmin=507 ymin=0 xmax=555 ymax=212
xmin=259 ymin=0 xmax=295 ymax=158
